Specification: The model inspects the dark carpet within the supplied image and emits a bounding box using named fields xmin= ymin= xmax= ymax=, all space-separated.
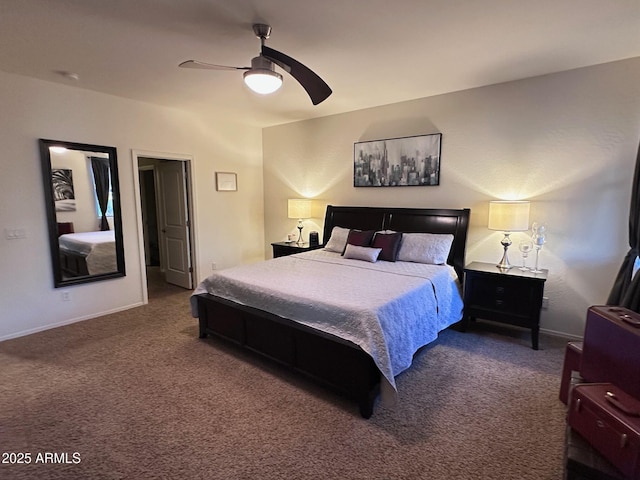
xmin=0 ymin=273 xmax=568 ymax=479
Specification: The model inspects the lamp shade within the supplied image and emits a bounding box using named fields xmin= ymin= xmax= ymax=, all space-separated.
xmin=288 ymin=198 xmax=312 ymax=219
xmin=488 ymin=201 xmax=530 ymax=232
xmin=243 ymin=70 xmax=283 ymax=94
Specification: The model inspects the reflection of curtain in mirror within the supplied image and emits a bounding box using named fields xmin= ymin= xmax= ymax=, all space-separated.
xmin=90 ymin=157 xmax=110 ymax=231
xmin=607 ymin=138 xmax=640 ymax=311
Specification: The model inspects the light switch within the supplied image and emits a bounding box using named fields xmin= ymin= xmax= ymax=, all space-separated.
xmin=4 ymin=228 xmax=27 ymax=240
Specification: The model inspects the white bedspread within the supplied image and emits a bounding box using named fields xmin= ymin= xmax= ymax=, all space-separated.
xmin=190 ymin=249 xmax=463 ymax=398
xmin=58 ymin=230 xmax=116 ymax=275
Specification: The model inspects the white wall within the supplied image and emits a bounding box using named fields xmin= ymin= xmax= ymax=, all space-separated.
xmin=0 ymin=71 xmax=264 ymax=340
xmin=263 ymin=58 xmax=640 ymax=338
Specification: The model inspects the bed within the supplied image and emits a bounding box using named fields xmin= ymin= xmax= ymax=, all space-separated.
xmin=58 ymin=230 xmax=117 ymax=277
xmin=191 ymin=205 xmax=470 ymax=418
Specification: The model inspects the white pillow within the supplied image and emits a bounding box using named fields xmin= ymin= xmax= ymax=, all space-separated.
xmin=324 ymin=226 xmax=350 ymax=253
xmin=343 ymin=244 xmax=382 ymax=263
xmin=397 ymin=233 xmax=454 ymax=265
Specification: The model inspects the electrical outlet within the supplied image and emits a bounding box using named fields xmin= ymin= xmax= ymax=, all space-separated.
xmin=211 ymin=262 xmax=217 ymax=271
xmin=61 ymin=291 xmax=71 ymax=302
xmin=541 ymin=296 xmax=549 ymax=309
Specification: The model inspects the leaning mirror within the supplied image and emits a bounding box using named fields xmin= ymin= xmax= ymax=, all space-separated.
xmin=39 ymin=139 xmax=125 ymax=287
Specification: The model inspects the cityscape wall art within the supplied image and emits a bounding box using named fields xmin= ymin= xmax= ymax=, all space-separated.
xmin=354 ymin=133 xmax=441 ymax=187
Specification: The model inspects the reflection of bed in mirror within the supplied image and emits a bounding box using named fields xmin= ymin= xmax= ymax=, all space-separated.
xmin=58 ymin=230 xmax=117 ymax=277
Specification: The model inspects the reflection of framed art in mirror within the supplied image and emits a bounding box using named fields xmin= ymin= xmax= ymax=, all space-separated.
xmin=52 ymin=169 xmax=76 ymax=212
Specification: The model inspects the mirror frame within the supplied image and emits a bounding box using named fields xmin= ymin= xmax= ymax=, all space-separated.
xmin=39 ymin=139 xmax=125 ymax=287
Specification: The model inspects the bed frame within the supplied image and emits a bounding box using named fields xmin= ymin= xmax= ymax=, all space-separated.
xmin=59 ymin=251 xmax=90 ymax=277
xmin=195 ymin=205 xmax=470 ymax=418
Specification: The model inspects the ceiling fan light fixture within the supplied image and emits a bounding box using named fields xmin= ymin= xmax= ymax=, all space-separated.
xmin=179 ymin=24 xmax=331 ymax=104
xmin=243 ymin=70 xmax=283 ymax=94
xmin=243 ymin=56 xmax=283 ymax=94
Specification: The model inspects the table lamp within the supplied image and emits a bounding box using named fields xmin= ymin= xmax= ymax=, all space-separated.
xmin=488 ymin=200 xmax=530 ymax=269
xmin=288 ymin=198 xmax=312 ymax=245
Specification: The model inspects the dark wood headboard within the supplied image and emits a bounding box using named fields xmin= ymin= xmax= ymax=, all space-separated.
xmin=322 ymin=205 xmax=470 ymax=281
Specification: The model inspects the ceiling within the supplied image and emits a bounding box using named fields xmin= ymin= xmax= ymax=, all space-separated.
xmin=1 ymin=0 xmax=638 ymax=127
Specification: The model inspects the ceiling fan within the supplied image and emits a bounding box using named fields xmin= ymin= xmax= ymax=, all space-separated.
xmin=179 ymin=24 xmax=332 ymax=105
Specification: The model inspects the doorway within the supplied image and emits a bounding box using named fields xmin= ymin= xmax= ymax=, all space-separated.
xmin=133 ymin=151 xmax=196 ymax=302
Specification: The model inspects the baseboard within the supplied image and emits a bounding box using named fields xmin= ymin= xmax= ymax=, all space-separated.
xmin=471 ymin=318 xmax=583 ymax=342
xmin=0 ymin=302 xmax=145 ymax=342
xmin=540 ymin=327 xmax=582 ymax=341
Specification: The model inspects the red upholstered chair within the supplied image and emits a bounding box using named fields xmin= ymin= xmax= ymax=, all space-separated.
xmin=559 ymin=341 xmax=583 ymax=404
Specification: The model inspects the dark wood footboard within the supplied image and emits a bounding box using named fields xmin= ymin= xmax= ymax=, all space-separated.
xmin=196 ymin=293 xmax=381 ymax=418
xmin=60 ymin=251 xmax=89 ymax=277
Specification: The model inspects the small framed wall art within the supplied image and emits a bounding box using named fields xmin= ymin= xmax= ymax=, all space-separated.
xmin=354 ymin=133 xmax=442 ymax=187
xmin=215 ymin=172 xmax=237 ymax=191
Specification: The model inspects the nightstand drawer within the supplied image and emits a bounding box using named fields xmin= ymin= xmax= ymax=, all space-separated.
xmin=272 ymin=242 xmax=323 ymax=258
xmin=468 ymin=278 xmax=533 ymax=315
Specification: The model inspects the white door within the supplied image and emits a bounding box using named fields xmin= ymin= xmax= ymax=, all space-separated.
xmin=157 ymin=161 xmax=193 ymax=289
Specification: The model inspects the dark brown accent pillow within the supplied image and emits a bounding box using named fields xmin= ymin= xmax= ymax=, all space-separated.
xmin=372 ymin=232 xmax=403 ymax=262
xmin=342 ymin=229 xmax=376 ymax=254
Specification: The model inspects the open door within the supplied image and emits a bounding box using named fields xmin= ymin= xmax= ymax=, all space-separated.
xmin=157 ymin=161 xmax=193 ymax=289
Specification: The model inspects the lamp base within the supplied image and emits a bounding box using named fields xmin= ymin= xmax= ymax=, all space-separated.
xmin=296 ymin=222 xmax=304 ymax=245
xmin=496 ymin=233 xmax=513 ymax=270
xmin=496 ymin=252 xmax=512 ymax=270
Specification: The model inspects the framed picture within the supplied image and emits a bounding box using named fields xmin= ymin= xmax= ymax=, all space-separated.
xmin=52 ymin=168 xmax=76 ymax=211
xmin=354 ymin=133 xmax=442 ymax=187
xmin=215 ymin=172 xmax=237 ymax=191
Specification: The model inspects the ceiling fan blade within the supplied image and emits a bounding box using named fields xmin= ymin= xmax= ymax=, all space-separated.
xmin=178 ymin=60 xmax=249 ymax=71
xmin=261 ymin=46 xmax=332 ymax=105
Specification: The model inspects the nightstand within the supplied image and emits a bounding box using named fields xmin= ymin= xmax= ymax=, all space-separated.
xmin=463 ymin=261 xmax=548 ymax=350
xmin=271 ymin=242 xmax=323 ymax=258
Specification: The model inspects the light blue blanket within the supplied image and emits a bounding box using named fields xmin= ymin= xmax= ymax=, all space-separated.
xmin=191 ymin=250 xmax=463 ymax=400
